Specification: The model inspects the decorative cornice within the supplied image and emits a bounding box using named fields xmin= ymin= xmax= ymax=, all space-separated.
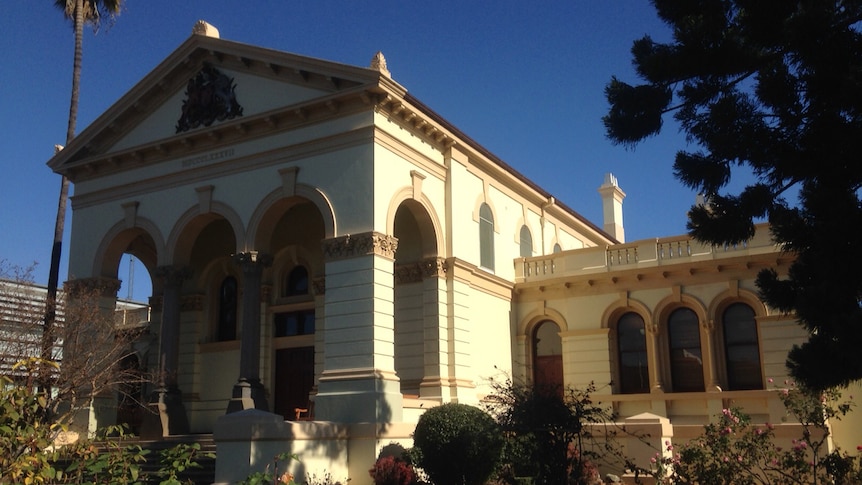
xmin=64 ymin=277 xmax=122 ymax=298
xmin=395 ymin=257 xmax=448 ymax=284
xmin=322 ymin=232 xmax=399 ymax=261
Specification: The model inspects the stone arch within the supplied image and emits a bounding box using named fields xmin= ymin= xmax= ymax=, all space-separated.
xmin=91 ymin=218 xmax=164 ymax=292
xmin=386 ymin=187 xmax=443 ymax=258
xmin=519 ymin=307 xmax=570 ymax=336
xmin=653 ymin=292 xmax=708 ymax=328
xmin=708 ymin=287 xmax=767 ymax=322
xmin=248 ymin=184 xmax=336 ymax=249
xmin=166 ymin=201 xmax=245 ymax=265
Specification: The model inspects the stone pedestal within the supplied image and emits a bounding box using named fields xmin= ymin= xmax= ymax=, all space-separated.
xmin=140 ymin=387 xmax=189 ymax=439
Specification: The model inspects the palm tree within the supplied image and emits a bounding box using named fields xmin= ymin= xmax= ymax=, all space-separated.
xmin=44 ymin=0 xmax=122 ymax=362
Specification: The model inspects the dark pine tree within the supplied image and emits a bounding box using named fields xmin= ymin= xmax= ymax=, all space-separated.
xmin=604 ymin=0 xmax=862 ymax=390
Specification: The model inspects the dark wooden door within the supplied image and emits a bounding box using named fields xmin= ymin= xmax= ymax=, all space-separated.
xmin=274 ymin=346 xmax=314 ymax=420
xmin=535 ymin=355 xmax=564 ymax=398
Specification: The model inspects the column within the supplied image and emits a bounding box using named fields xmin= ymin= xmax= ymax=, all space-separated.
xmin=143 ymin=266 xmax=190 ymax=437
xmin=226 ymin=251 xmax=271 ymax=413
xmin=646 ymin=322 xmax=665 ymax=393
xmin=314 ymin=231 xmax=403 ymax=423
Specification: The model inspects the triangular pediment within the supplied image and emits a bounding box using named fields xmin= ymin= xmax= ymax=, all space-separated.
xmin=48 ymin=33 xmax=405 ymax=178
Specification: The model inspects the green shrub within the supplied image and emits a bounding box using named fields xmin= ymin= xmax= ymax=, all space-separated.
xmin=412 ymin=403 xmax=503 ymax=485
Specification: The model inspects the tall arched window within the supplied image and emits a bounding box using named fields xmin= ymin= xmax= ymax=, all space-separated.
xmin=617 ymin=312 xmax=649 ymax=394
xmin=553 ymin=243 xmax=562 ymax=254
xmin=519 ymin=225 xmax=533 ymax=258
xmin=479 ymin=203 xmax=495 ymax=270
xmin=217 ymin=276 xmax=238 ymax=341
xmin=668 ymin=307 xmax=704 ymax=392
xmin=284 ymin=265 xmax=309 ymax=297
xmin=723 ymin=303 xmax=762 ymax=390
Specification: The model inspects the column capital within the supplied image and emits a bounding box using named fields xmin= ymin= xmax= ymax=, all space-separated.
xmin=64 ymin=277 xmax=121 ymax=298
xmin=233 ymin=251 xmax=273 ymax=269
xmin=322 ymin=231 xmax=399 ymax=262
xmin=155 ymin=265 xmax=192 ymax=286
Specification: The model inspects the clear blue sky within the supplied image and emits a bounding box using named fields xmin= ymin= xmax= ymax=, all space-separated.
xmin=1 ymin=1 xmax=700 ymax=301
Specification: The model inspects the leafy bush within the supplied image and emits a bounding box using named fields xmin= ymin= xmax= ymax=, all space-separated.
xmin=483 ymin=379 xmax=614 ymax=485
xmin=412 ymin=403 xmax=503 ymax=485
xmin=369 ymin=455 xmax=415 ymax=485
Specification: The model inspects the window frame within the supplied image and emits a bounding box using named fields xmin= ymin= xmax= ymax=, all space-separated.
xmin=616 ymin=312 xmax=650 ymax=394
xmin=667 ymin=307 xmax=705 ymax=392
xmin=479 ymin=203 xmax=495 ymax=271
xmin=721 ymin=302 xmax=763 ymax=391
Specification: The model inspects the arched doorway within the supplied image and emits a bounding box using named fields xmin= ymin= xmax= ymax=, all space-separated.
xmin=259 ymin=198 xmax=325 ymax=420
xmin=392 ymin=199 xmax=438 ymax=397
xmin=533 ymin=320 xmax=563 ymax=396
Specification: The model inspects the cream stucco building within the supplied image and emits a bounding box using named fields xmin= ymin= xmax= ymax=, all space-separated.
xmin=47 ymin=23 xmax=860 ymax=484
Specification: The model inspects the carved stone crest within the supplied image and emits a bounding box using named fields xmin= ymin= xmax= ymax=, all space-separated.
xmin=176 ymin=65 xmax=244 ymax=133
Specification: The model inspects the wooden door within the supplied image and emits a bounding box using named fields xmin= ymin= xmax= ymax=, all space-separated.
xmin=274 ymin=346 xmax=314 ymax=420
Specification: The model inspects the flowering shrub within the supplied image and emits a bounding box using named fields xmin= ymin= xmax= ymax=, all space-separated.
xmin=368 ymin=455 xmax=415 ymax=485
xmin=643 ymin=381 xmax=862 ymax=484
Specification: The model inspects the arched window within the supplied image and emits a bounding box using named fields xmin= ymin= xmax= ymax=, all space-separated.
xmin=553 ymin=243 xmax=562 ymax=254
xmin=479 ymin=203 xmax=495 ymax=270
xmin=217 ymin=276 xmax=238 ymax=341
xmin=617 ymin=312 xmax=649 ymax=394
xmin=519 ymin=225 xmax=533 ymax=258
xmin=723 ymin=303 xmax=762 ymax=390
xmin=668 ymin=307 xmax=704 ymax=392
xmin=284 ymin=265 xmax=309 ymax=297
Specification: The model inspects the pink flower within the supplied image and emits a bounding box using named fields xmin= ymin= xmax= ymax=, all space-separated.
xmin=650 ymin=457 xmax=657 ymax=464
xmin=768 ymin=378 xmax=774 ymax=383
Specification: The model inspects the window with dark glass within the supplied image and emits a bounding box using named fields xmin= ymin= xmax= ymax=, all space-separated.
xmin=618 ymin=312 xmax=649 ymax=394
xmin=274 ymin=310 xmax=315 ymax=337
xmin=668 ymin=307 xmax=704 ymax=392
xmin=723 ymin=303 xmax=762 ymax=390
xmin=217 ymin=276 xmax=238 ymax=341
xmin=479 ymin=203 xmax=495 ymax=270
xmin=284 ymin=266 xmax=309 ymax=297
xmin=519 ymin=225 xmax=533 ymax=258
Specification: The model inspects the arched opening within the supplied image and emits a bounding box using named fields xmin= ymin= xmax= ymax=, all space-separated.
xmin=533 ymin=320 xmax=563 ymax=396
xmin=262 ymin=199 xmax=325 ymax=420
xmin=393 ymin=200 xmax=438 ymax=397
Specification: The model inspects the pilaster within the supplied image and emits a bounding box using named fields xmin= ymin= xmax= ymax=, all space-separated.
xmin=315 ymin=231 xmax=403 ymax=423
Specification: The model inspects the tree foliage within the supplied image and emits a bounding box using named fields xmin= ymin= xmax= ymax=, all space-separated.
xmin=604 ymin=0 xmax=862 ymax=390
xmin=645 ymin=383 xmax=861 ymax=484
xmin=483 ymin=379 xmax=625 ymax=485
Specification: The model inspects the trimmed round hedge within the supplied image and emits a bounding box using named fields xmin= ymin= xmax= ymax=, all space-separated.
xmin=412 ymin=403 xmax=503 ymax=485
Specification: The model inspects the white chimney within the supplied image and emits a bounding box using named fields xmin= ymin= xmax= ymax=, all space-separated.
xmin=598 ymin=173 xmax=626 ymax=242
